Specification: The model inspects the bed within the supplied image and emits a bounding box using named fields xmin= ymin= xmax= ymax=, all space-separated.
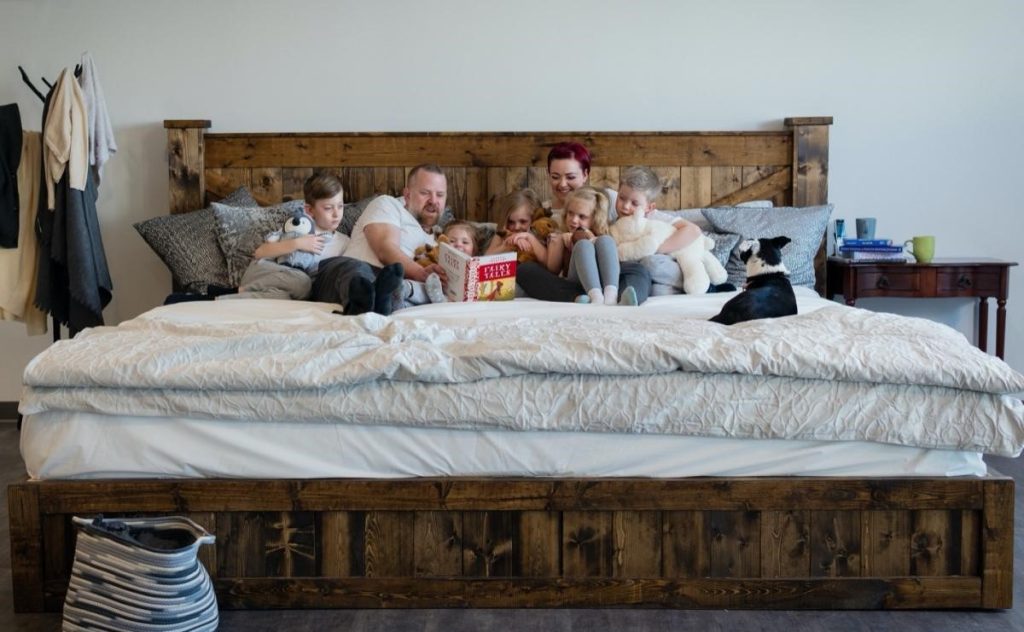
xmin=9 ymin=117 xmax=1024 ymax=612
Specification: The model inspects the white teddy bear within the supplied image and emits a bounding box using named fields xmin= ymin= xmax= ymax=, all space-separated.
xmin=610 ymin=211 xmax=728 ymax=295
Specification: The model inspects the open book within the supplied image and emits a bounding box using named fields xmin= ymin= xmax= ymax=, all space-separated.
xmin=438 ymin=242 xmax=517 ymax=302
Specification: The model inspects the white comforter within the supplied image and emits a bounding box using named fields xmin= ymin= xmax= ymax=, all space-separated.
xmin=20 ymin=292 xmax=1024 ymax=456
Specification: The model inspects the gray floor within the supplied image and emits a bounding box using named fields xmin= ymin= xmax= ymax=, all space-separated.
xmin=1 ymin=421 xmax=1021 ymax=632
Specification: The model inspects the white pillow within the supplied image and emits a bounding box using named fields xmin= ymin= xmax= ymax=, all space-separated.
xmin=654 ymin=200 xmax=774 ymax=230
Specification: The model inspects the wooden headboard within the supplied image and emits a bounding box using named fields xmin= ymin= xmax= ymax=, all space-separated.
xmin=164 ymin=117 xmax=832 ymax=291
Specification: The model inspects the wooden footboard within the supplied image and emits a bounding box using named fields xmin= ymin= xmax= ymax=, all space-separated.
xmin=8 ymin=475 xmax=1013 ymax=611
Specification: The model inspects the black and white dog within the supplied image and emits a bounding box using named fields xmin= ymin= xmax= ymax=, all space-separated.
xmin=709 ymin=236 xmax=797 ymax=325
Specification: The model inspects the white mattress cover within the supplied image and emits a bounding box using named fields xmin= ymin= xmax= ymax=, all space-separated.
xmin=20 ymin=410 xmax=986 ymax=480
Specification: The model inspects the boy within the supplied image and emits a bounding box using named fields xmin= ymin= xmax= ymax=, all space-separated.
xmin=227 ymin=173 xmax=349 ymax=300
xmin=612 ymin=166 xmax=735 ymax=294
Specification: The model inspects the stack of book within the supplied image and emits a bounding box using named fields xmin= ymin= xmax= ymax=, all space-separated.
xmin=838 ymin=238 xmax=908 ymax=262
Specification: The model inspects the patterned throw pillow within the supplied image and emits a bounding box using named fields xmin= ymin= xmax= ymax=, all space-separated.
xmin=134 ymin=187 xmax=258 ymax=293
xmin=213 ymin=200 xmax=306 ymax=287
xmin=639 ymin=232 xmax=742 ymax=292
xmin=701 ymin=205 xmax=833 ymax=288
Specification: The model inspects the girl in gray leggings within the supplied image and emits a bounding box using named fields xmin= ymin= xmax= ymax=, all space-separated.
xmin=546 ymin=187 xmax=635 ymax=305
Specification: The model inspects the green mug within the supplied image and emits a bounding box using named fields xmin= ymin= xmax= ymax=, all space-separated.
xmin=904 ymin=235 xmax=935 ymax=263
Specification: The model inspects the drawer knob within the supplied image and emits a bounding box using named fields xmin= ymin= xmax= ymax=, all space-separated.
xmin=958 ymin=275 xmax=973 ymax=289
xmin=876 ymin=276 xmax=890 ymax=289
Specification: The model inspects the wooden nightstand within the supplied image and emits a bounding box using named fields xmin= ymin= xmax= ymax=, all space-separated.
xmin=826 ymin=257 xmax=1017 ymax=359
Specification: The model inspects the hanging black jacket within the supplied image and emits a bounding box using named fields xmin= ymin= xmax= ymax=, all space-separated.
xmin=0 ymin=103 xmax=22 ymax=248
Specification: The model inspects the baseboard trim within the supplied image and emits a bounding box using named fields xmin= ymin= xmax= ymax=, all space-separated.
xmin=0 ymin=401 xmax=19 ymax=420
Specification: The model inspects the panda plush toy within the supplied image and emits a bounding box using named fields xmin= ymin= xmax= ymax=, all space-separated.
xmin=271 ymin=210 xmax=319 ymax=274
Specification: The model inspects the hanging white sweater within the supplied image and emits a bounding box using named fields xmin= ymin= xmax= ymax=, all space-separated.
xmin=43 ymin=67 xmax=88 ymax=210
xmin=78 ymin=52 xmax=117 ymax=183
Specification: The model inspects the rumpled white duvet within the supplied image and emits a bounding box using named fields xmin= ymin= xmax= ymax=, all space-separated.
xmin=20 ymin=291 xmax=1024 ymax=456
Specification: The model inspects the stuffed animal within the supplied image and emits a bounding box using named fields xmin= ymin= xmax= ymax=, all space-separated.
xmin=610 ymin=211 xmax=728 ymax=295
xmin=495 ymin=217 xmax=557 ymax=264
xmin=414 ymin=234 xmax=449 ymax=267
xmin=709 ymin=237 xmax=796 ymax=325
xmin=272 ymin=210 xmax=319 ymax=274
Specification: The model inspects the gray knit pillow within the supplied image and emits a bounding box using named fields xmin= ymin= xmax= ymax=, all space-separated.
xmin=639 ymin=232 xmax=741 ymax=292
xmin=134 ymin=187 xmax=257 ymax=293
xmin=702 ymin=205 xmax=833 ymax=288
xmin=213 ymin=200 xmax=305 ymax=286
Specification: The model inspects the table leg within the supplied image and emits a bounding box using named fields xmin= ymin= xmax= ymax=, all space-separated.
xmin=996 ymin=298 xmax=1007 ymax=360
xmin=978 ymin=297 xmax=989 ymax=353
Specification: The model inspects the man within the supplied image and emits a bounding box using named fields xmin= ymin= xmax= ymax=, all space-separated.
xmin=312 ymin=164 xmax=447 ymax=315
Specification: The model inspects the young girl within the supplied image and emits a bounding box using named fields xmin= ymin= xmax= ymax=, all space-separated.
xmin=545 ymin=186 xmax=627 ymax=305
xmin=442 ymin=221 xmax=478 ymax=257
xmin=401 ymin=221 xmax=478 ymax=306
xmin=485 ymin=189 xmax=547 ymax=263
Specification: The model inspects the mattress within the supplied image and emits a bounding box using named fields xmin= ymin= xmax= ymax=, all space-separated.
xmin=19 ymin=289 xmax=1023 ymax=479
xmin=20 ymin=410 xmax=986 ymax=480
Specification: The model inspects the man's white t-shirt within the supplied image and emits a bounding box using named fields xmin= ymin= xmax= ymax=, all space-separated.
xmin=344 ymin=195 xmax=435 ymax=267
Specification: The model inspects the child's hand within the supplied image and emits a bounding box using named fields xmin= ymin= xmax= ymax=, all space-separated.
xmin=505 ymin=232 xmax=532 ymax=251
xmin=295 ymin=234 xmax=326 ymax=254
xmin=572 ymin=229 xmax=594 ymax=244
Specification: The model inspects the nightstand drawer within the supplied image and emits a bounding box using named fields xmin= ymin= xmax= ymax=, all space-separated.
xmin=856 ymin=270 xmax=922 ymax=297
xmin=936 ymin=268 xmax=1002 ymax=296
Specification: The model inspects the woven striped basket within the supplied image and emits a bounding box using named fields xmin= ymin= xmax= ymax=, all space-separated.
xmin=62 ymin=515 xmax=218 ymax=632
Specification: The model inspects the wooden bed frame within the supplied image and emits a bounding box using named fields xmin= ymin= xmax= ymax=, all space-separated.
xmin=8 ymin=116 xmax=1015 ymax=612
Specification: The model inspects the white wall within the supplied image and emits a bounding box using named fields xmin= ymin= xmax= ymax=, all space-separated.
xmin=1 ymin=0 xmax=1022 ymax=400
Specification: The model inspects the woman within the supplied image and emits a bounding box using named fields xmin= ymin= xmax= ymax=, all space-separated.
xmin=517 ymin=142 xmax=651 ymax=304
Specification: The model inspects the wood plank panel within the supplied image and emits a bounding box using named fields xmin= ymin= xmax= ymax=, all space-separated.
xmin=413 ymin=511 xmax=461 ymax=577
xmin=34 ymin=478 xmax=989 ymax=513
xmin=710 ymin=166 xmax=742 ymax=204
xmin=512 ymin=511 xmax=560 ymax=578
xmin=810 ymin=511 xmax=861 ymax=577
xmin=40 ymin=514 xmax=72 ymax=611
xmin=663 ymin=510 xmax=709 ymax=578
xmin=485 ymin=167 xmax=529 ymax=219
xmin=282 ymin=167 xmax=314 ymax=203
xmin=463 ymin=511 xmax=514 ymax=577
xmin=863 ymin=510 xmax=910 ymax=576
xmin=9 ymin=484 xmax=45 ymax=612
xmin=709 ymin=511 xmax=760 ymax=578
xmin=612 ymin=511 xmax=661 ymax=577
xmin=372 ymin=167 xmax=406 ymax=198
xmin=364 ymin=511 xmax=414 ymax=578
xmin=166 ymin=126 xmax=205 ymax=213
xmin=760 ymin=510 xmax=809 ymax=578
xmin=678 ymin=167 xmax=712 ymax=208
xmin=526 ymin=167 xmax=552 ymax=207
xmin=587 ymin=167 xmax=619 ymax=195
xmin=960 ymin=509 xmax=980 ymax=577
xmin=563 ymin=511 xmax=613 ymax=577
xmin=789 ymin=123 xmax=830 ymax=207
xmin=320 ymin=511 xmax=364 ymax=577
xmin=249 ymin=167 xmax=283 ymax=205
xmin=652 ymin=167 xmax=681 ymax=210
xmin=216 ymin=512 xmax=267 ymax=578
xmin=463 ymin=167 xmax=487 ymax=221
xmin=339 ymin=167 xmax=374 ymax=205
xmin=714 ymin=167 xmax=791 ymax=206
xmin=442 ymin=167 xmax=468 ymax=221
xmin=911 ymin=510 xmax=956 ymax=576
xmin=204 ymin=133 xmax=793 ymax=169
xmin=981 ymin=478 xmax=1014 ymax=608
xmin=205 ymin=168 xmax=251 ymax=204
xmin=264 ymin=511 xmax=316 ymax=578
xmin=212 ymin=576 xmax=983 ymax=610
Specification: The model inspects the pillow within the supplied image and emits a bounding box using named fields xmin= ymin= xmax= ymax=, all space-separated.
xmin=134 ymin=187 xmax=258 ymax=293
xmin=338 ymin=195 xmax=379 ymax=236
xmin=701 ymin=204 xmax=833 ymax=288
xmin=655 ymin=201 xmax=774 ymax=231
xmin=639 ymin=232 xmax=742 ymax=292
xmin=213 ymin=199 xmax=306 ymax=286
